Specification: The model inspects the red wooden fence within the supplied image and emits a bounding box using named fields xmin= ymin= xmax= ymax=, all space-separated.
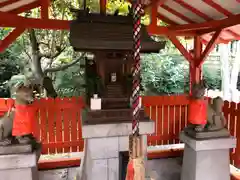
xmin=0 ymin=95 xmax=240 ymax=167
xmin=0 ymin=97 xmax=85 ymax=154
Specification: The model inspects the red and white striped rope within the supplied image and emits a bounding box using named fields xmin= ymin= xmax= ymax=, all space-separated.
xmin=132 ymin=0 xmax=144 ymax=135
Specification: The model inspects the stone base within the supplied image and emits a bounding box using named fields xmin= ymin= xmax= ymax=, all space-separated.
xmin=80 ymin=121 xmax=154 ymax=180
xmin=0 ymin=148 xmax=38 ymax=180
xmin=184 ymin=127 xmax=230 ymax=140
xmin=83 ymin=135 xmax=147 ymax=180
xmin=180 ymin=132 xmax=236 ymax=180
xmin=0 ymin=144 xmax=32 ymax=155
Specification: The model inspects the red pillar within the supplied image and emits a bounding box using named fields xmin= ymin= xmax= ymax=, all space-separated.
xmin=189 ymin=36 xmax=203 ymax=94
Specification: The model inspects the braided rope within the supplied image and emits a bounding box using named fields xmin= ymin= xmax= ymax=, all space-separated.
xmin=132 ymin=0 xmax=144 ymax=136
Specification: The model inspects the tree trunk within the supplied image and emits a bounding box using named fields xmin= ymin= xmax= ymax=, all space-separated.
xmin=29 ymin=29 xmax=58 ymax=98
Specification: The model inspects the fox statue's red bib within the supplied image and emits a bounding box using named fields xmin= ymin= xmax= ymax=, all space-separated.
xmin=12 ymin=104 xmax=36 ymax=136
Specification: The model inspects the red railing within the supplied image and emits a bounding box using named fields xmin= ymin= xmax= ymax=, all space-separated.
xmin=0 ymin=95 xmax=240 ymax=167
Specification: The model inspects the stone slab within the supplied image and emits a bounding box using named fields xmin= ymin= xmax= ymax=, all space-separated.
xmin=91 ymin=159 xmax=108 ymax=180
xmin=0 ymin=167 xmax=38 ymax=180
xmin=184 ymin=128 xmax=230 ymax=140
xmin=0 ymin=152 xmax=37 ymax=169
xmin=82 ymin=121 xmax=154 ymax=138
xmin=108 ymin=158 xmax=119 ymax=180
xmin=181 ymin=144 xmax=230 ymax=180
xmin=180 ymin=132 xmax=236 ymax=151
xmin=87 ymin=137 xmax=119 ymax=159
xmin=0 ymin=144 xmax=32 ymax=155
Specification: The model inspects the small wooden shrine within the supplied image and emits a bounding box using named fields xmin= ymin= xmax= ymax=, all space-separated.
xmin=70 ymin=10 xmax=165 ymax=125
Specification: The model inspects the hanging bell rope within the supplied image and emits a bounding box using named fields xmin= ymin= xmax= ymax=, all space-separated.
xmin=126 ymin=0 xmax=145 ymax=179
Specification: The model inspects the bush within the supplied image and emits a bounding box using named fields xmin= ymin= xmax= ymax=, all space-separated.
xmin=141 ymin=54 xmax=221 ymax=95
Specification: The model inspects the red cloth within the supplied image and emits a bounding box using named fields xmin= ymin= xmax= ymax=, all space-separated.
xmin=12 ymin=104 xmax=36 ymax=136
xmin=188 ymin=99 xmax=207 ymax=125
xmin=126 ymin=159 xmax=134 ymax=180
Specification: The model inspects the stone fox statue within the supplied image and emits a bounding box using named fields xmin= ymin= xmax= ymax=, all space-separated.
xmin=0 ymin=82 xmax=40 ymax=151
xmin=207 ymin=96 xmax=227 ymax=131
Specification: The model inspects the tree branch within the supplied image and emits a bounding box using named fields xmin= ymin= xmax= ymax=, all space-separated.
xmin=44 ymin=53 xmax=86 ymax=74
xmin=41 ymin=46 xmax=66 ymax=59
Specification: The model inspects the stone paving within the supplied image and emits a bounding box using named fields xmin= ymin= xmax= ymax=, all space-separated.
xmin=39 ymin=157 xmax=182 ymax=180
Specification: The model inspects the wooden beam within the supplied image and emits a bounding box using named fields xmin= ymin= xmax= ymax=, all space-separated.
xmin=40 ymin=0 xmax=49 ymax=19
xmin=161 ymin=4 xmax=195 ymax=23
xmin=173 ymin=0 xmax=230 ymax=44
xmin=0 ymin=12 xmax=70 ymax=30
xmin=144 ymin=0 xmax=168 ymax=9
xmin=38 ymin=158 xmax=81 ymax=170
xmin=9 ymin=1 xmax=41 ymax=14
xmin=0 ymin=0 xmax=18 ymax=8
xmin=197 ymin=30 xmax=222 ymax=67
xmin=168 ymin=35 xmax=194 ymax=63
xmin=157 ymin=13 xmax=178 ymax=25
xmin=150 ymin=0 xmax=158 ymax=26
xmin=202 ymin=0 xmax=232 ymax=17
xmin=174 ymin=0 xmax=240 ymax=41
xmin=100 ymin=0 xmax=106 ymax=14
xmin=0 ymin=27 xmax=25 ymax=52
xmin=168 ymin=13 xmax=240 ymax=32
xmin=147 ymin=25 xmax=197 ymax=36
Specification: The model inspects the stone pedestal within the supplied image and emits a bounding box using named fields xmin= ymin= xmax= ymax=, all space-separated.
xmin=0 ymin=144 xmax=38 ymax=180
xmin=180 ymin=132 xmax=236 ymax=180
xmin=81 ymin=121 xmax=154 ymax=180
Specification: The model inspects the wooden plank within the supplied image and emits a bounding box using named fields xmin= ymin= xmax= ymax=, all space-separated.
xmin=157 ymin=106 xmax=163 ymax=145
xmin=55 ymin=98 xmax=63 ymax=153
xmin=47 ymin=98 xmax=56 ymax=154
xmin=169 ymin=104 xmax=175 ymax=144
xmin=162 ymin=101 xmax=169 ymax=145
xmin=174 ymin=104 xmax=181 ymax=143
xmin=39 ymin=99 xmax=48 ymax=154
xmin=149 ymin=105 xmax=157 ymax=146
xmin=234 ymin=103 xmax=240 ymax=168
xmin=32 ymin=100 xmax=40 ymax=140
xmin=71 ymin=97 xmax=78 ymax=152
xmin=38 ymin=158 xmax=81 ymax=170
xmin=63 ymin=98 xmax=71 ymax=153
xmin=78 ymin=107 xmax=84 ymax=152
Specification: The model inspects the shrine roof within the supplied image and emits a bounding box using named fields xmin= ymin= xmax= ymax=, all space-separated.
xmin=144 ymin=0 xmax=240 ymax=44
xmin=0 ymin=0 xmax=40 ymax=14
xmin=1 ymin=0 xmax=240 ymax=47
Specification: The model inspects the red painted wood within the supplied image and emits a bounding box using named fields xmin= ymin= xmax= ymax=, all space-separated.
xmin=39 ymin=99 xmax=48 ymax=154
xmin=55 ymin=98 xmax=63 ymax=153
xmin=202 ymin=0 xmax=232 ymax=16
xmin=149 ymin=105 xmax=157 ymax=146
xmin=168 ymin=35 xmax=193 ymax=63
xmin=0 ymin=0 xmax=19 ymax=7
xmin=174 ymin=0 xmax=238 ymax=41
xmin=47 ymin=98 xmax=56 ymax=154
xmin=174 ymin=104 xmax=181 ymax=143
xmin=156 ymin=106 xmax=163 ymax=145
xmin=100 ymin=0 xmax=106 ymax=14
xmin=0 ymin=28 xmax=25 ymax=52
xmin=161 ymin=4 xmax=195 ymax=23
xmin=9 ymin=1 xmax=41 ymax=14
xmin=0 ymin=11 xmax=70 ymax=30
xmin=70 ymin=97 xmax=78 ymax=152
xmin=38 ymin=158 xmax=81 ymax=170
xmin=197 ymin=30 xmax=222 ymax=66
xmin=235 ymin=103 xmax=240 ymax=168
xmin=63 ymin=98 xmax=71 ymax=153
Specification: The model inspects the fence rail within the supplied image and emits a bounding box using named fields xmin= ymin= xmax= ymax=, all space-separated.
xmin=0 ymin=95 xmax=240 ymax=167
